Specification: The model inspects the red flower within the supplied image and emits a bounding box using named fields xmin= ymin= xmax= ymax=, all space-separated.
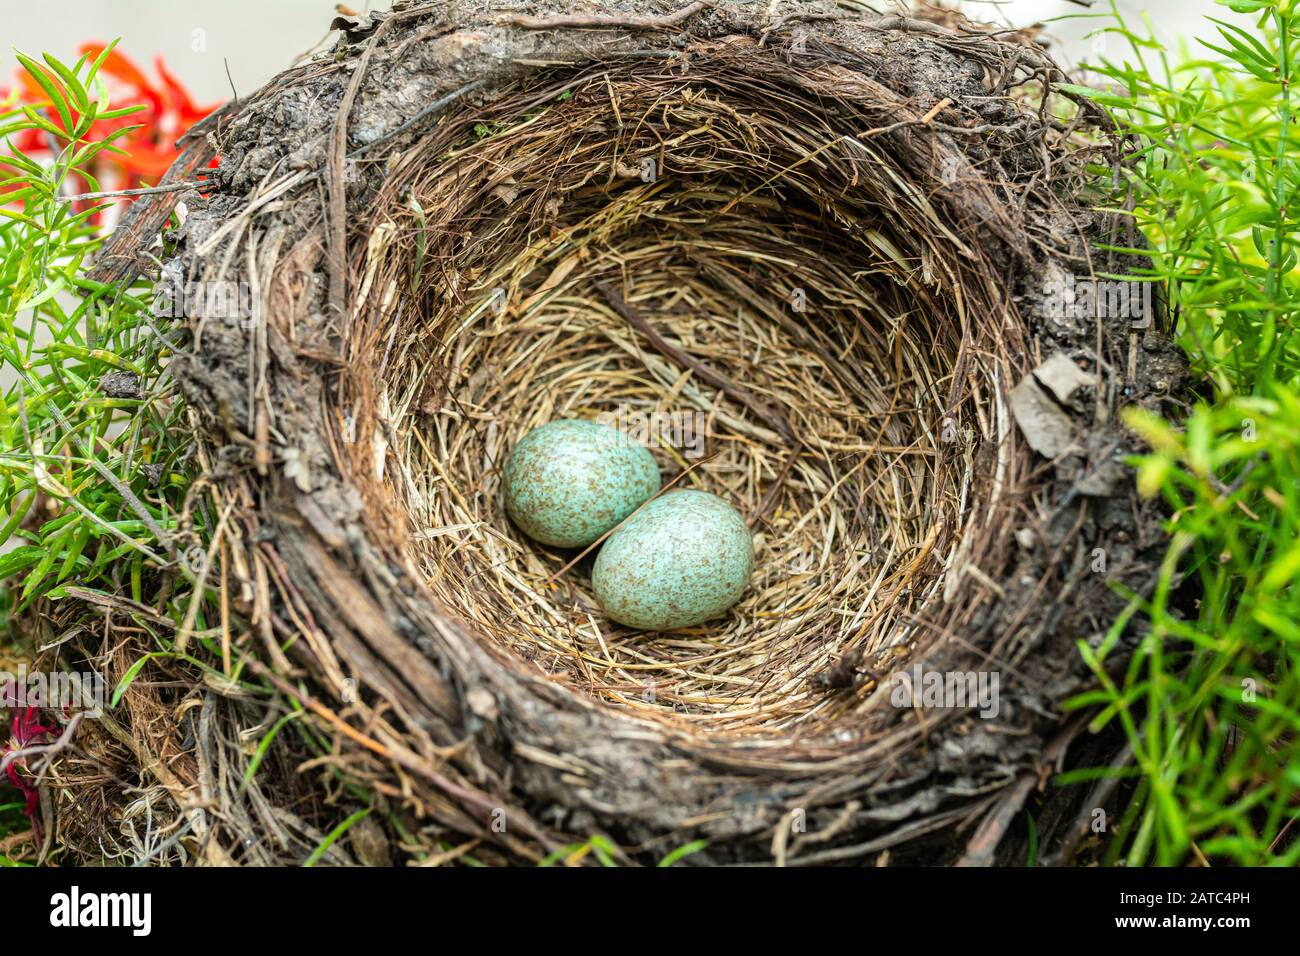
xmin=3 ymin=706 xmax=58 ymax=827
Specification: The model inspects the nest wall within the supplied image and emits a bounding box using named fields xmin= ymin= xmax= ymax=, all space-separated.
xmin=50 ymin=1 xmax=1186 ymax=865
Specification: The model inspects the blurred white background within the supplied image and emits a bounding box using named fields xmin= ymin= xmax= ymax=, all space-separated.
xmin=4 ymin=1 xmax=1225 ymax=102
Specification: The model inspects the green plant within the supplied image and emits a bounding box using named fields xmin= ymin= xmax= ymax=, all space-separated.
xmin=0 ymin=44 xmax=225 ymax=852
xmin=0 ymin=43 xmax=196 ymax=613
xmin=536 ymin=835 xmax=709 ymax=867
xmin=1060 ymin=0 xmax=1300 ymax=865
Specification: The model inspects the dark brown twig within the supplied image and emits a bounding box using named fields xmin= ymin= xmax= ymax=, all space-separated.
xmin=596 ymin=281 xmax=797 ymax=444
xmin=328 ymin=16 xmax=399 ymax=320
xmin=749 ymin=439 xmax=803 ymax=528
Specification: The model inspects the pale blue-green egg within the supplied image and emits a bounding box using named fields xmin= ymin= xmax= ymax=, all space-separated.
xmin=592 ymin=489 xmax=754 ymax=631
xmin=503 ymin=419 xmax=661 ymax=548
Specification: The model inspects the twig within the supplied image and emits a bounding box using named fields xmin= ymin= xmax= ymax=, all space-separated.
xmin=131 ymin=819 xmax=195 ymax=867
xmin=244 ymin=658 xmax=556 ymax=849
xmin=760 ymin=10 xmax=846 ymax=46
xmin=62 ymin=585 xmax=176 ymax=628
xmin=957 ymin=713 xmax=1094 ymax=866
xmin=954 ymin=774 xmax=1037 ymax=867
xmin=56 ymin=180 xmax=210 ymax=203
xmin=346 ymin=78 xmax=487 ymax=162
xmin=919 ymin=96 xmax=954 ymax=124
xmin=223 ymin=57 xmax=240 ymax=108
xmin=84 ymin=136 xmax=218 ymax=288
xmin=328 ymin=16 xmax=398 ymax=319
xmin=749 ymin=440 xmax=803 ymax=527
xmin=499 ymin=0 xmax=713 ymax=30
xmin=596 ymin=282 xmax=796 ymax=444
xmin=1043 ymin=743 xmax=1135 ymax=866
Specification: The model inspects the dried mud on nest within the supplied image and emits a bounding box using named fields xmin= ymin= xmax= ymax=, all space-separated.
xmin=34 ymin=1 xmax=1188 ymax=865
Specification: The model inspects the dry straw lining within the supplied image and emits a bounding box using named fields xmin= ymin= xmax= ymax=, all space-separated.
xmin=342 ymin=56 xmax=997 ymax=734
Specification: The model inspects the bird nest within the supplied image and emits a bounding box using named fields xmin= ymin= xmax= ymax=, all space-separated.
xmin=53 ymin=0 xmax=1184 ymax=865
xmin=361 ymin=64 xmax=988 ymax=732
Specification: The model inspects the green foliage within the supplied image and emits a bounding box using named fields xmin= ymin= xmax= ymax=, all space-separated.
xmin=657 ymin=838 xmax=709 ymax=867
xmin=539 ymin=834 xmax=621 ymax=867
xmin=1062 ymin=1 xmax=1300 ymax=865
xmin=0 ymin=798 xmax=29 ymax=856
xmin=1068 ymin=0 xmax=1298 ymax=392
xmin=0 ymin=43 xmax=194 ymax=618
xmin=303 ymin=807 xmax=373 ymax=867
xmin=0 ymin=45 xmax=223 ymax=853
xmin=536 ymin=835 xmax=709 ymax=867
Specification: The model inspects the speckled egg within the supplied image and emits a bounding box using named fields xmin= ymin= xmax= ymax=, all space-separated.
xmin=503 ymin=419 xmax=661 ymax=549
xmin=592 ymin=490 xmax=754 ymax=631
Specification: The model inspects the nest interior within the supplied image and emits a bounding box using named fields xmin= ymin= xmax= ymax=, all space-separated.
xmin=53 ymin=1 xmax=1186 ymax=865
xmin=358 ymin=56 xmax=995 ymax=734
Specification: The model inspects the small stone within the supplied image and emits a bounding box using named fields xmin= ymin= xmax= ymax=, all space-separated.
xmin=100 ymin=371 xmax=142 ymax=399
